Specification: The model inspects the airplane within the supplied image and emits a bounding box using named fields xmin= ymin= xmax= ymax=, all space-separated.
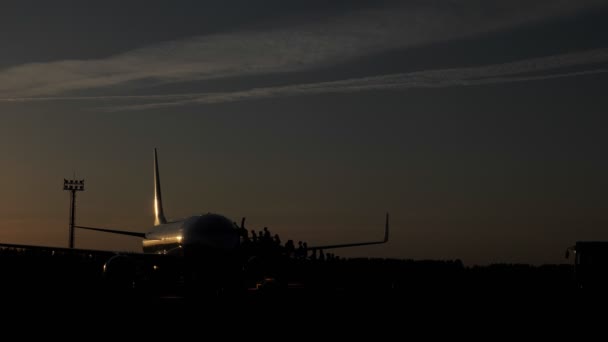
xmin=76 ymin=148 xmax=389 ymax=255
xmin=0 ymin=148 xmax=390 ymax=293
xmin=74 ymin=149 xmax=241 ymax=258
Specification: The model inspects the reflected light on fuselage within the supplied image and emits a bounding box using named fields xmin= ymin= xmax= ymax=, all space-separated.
xmin=143 ymin=213 xmax=240 ymax=255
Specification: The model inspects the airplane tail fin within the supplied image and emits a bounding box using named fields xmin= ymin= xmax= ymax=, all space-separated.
xmin=154 ymin=148 xmax=167 ymax=226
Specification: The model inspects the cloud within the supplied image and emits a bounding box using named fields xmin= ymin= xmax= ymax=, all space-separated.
xmin=103 ymin=48 xmax=608 ymax=110
xmin=2 ymin=48 xmax=606 ymax=110
xmin=0 ymin=0 xmax=603 ymax=99
xmin=110 ymin=70 xmax=608 ymax=111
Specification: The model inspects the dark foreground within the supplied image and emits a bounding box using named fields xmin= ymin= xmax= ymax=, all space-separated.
xmin=0 ymin=248 xmax=582 ymax=303
xmin=3 ymin=249 xmax=607 ymax=332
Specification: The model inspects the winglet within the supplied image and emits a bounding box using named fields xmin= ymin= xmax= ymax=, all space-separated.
xmin=384 ymin=212 xmax=390 ymax=243
xmin=154 ymin=148 xmax=167 ymax=226
xmin=305 ymin=213 xmax=390 ymax=251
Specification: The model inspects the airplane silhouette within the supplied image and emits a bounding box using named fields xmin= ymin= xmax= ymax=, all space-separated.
xmin=76 ymin=148 xmax=389 ymax=255
xmin=0 ymin=148 xmax=389 ymax=293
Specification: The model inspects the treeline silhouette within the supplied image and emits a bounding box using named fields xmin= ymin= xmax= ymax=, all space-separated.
xmin=0 ymin=244 xmax=577 ymax=303
xmin=0 ymin=246 xmax=113 ymax=299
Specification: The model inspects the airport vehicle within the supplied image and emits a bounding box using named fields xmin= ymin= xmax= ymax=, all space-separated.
xmin=566 ymin=241 xmax=608 ymax=289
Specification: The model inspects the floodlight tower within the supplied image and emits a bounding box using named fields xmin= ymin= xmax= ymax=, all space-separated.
xmin=63 ymin=178 xmax=85 ymax=248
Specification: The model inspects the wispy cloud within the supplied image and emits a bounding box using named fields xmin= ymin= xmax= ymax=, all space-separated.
xmin=1 ymin=48 xmax=607 ymax=110
xmin=0 ymin=0 xmax=603 ymax=99
xmin=104 ymin=48 xmax=608 ymax=110
xmin=105 ymin=70 xmax=608 ymax=111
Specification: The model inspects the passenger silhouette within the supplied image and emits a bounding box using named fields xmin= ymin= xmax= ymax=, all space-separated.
xmin=296 ymin=241 xmax=304 ymax=259
xmin=235 ymin=222 xmax=249 ymax=245
xmin=263 ymin=227 xmax=271 ymax=241
xmin=285 ymin=240 xmax=295 ymax=257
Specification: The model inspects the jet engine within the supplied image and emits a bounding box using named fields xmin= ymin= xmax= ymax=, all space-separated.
xmin=103 ymin=254 xmax=136 ymax=291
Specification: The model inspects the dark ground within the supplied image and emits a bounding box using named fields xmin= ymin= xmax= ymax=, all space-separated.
xmin=1 ymin=248 xmax=603 ymax=332
xmin=0 ymin=247 xmax=581 ymax=303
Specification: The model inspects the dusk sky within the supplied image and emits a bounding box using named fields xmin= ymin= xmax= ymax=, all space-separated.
xmin=1 ymin=1 xmax=608 ymax=265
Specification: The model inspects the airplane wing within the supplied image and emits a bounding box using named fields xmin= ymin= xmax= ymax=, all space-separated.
xmin=75 ymin=225 xmax=147 ymax=238
xmin=0 ymin=241 xmax=118 ymax=256
xmin=306 ymin=213 xmax=390 ymax=251
xmin=0 ymin=241 xmax=167 ymax=260
xmin=0 ymin=240 xmax=183 ymax=296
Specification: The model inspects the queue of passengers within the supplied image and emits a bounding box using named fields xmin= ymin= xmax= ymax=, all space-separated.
xmin=238 ymin=226 xmax=337 ymax=261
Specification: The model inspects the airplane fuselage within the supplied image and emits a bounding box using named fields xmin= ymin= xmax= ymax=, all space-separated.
xmin=142 ymin=213 xmax=241 ymax=256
